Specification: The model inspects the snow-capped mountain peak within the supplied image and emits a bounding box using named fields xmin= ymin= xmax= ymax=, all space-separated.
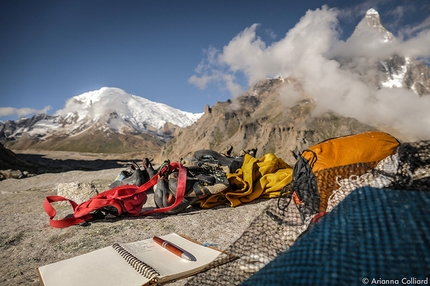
xmin=366 ymin=8 xmax=378 ymax=16
xmin=351 ymin=8 xmax=395 ymax=43
xmin=0 ymin=87 xmax=204 ymax=148
xmin=343 ymin=9 xmax=430 ymax=95
xmin=54 ymin=87 xmax=203 ymax=131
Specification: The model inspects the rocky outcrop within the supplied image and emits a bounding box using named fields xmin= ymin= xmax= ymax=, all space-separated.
xmin=55 ymin=182 xmax=102 ymax=204
xmin=0 ymin=143 xmax=38 ymax=180
xmin=403 ymin=60 xmax=430 ymax=95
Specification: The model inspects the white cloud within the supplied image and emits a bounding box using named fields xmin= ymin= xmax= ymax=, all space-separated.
xmin=190 ymin=6 xmax=341 ymax=93
xmin=397 ymin=14 xmax=430 ymax=39
xmin=0 ymin=106 xmax=51 ymax=118
xmin=400 ymin=29 xmax=430 ymax=59
xmin=188 ymin=46 xmax=245 ymax=96
xmin=189 ymin=5 xmax=430 ymax=140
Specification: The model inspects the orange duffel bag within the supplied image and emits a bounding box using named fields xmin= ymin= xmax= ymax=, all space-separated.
xmin=301 ymin=131 xmax=399 ymax=212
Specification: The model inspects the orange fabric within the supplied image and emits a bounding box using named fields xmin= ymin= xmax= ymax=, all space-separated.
xmin=302 ymin=131 xmax=399 ymax=172
xmin=292 ymin=192 xmax=302 ymax=205
xmin=315 ymin=161 xmax=378 ymax=212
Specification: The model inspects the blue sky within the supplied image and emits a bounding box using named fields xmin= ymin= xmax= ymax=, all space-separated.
xmin=0 ymin=0 xmax=429 ymax=121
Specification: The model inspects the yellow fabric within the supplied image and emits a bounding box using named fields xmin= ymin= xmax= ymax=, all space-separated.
xmin=197 ymin=153 xmax=293 ymax=208
xmin=302 ymin=131 xmax=399 ymax=172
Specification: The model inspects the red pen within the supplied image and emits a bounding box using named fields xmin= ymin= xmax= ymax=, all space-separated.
xmin=153 ymin=236 xmax=195 ymax=261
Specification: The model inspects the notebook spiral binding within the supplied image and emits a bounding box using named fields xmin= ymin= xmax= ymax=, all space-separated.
xmin=112 ymin=243 xmax=160 ymax=280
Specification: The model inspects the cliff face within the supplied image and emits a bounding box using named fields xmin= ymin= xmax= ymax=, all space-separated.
xmin=158 ymin=78 xmax=377 ymax=165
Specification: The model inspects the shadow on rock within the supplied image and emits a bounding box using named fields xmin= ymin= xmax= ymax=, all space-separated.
xmin=16 ymin=153 xmax=133 ymax=172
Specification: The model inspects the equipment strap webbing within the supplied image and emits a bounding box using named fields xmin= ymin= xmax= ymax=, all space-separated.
xmin=43 ymin=162 xmax=187 ymax=228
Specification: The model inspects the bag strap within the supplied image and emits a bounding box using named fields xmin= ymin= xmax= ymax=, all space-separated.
xmin=43 ymin=162 xmax=187 ymax=228
xmin=43 ymin=164 xmax=163 ymax=228
xmin=302 ymin=149 xmax=317 ymax=168
xmin=43 ymin=195 xmax=92 ymax=228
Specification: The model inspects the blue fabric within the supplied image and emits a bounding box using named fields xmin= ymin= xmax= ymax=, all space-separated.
xmin=242 ymin=187 xmax=430 ymax=285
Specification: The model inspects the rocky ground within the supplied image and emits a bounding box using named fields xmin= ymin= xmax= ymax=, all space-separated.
xmin=0 ymin=150 xmax=272 ymax=285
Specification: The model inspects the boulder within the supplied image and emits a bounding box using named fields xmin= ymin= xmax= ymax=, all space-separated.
xmin=55 ymin=182 xmax=100 ymax=204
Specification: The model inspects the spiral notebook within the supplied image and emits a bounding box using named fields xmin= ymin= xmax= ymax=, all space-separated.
xmin=37 ymin=233 xmax=237 ymax=286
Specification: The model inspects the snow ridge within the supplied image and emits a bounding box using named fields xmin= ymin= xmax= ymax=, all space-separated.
xmin=55 ymin=87 xmax=202 ymax=130
xmin=2 ymin=87 xmax=203 ymax=142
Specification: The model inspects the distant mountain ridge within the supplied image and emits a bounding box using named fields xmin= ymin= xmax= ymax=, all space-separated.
xmin=0 ymin=87 xmax=203 ymax=153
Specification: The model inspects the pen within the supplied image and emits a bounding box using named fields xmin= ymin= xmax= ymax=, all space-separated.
xmin=153 ymin=236 xmax=196 ymax=261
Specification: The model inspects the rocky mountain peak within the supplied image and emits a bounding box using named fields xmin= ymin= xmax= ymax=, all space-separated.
xmin=366 ymin=8 xmax=378 ymax=15
xmin=365 ymin=8 xmax=381 ymax=26
xmin=158 ymin=78 xmax=377 ymax=165
xmin=351 ymin=8 xmax=395 ymax=43
xmin=335 ymin=9 xmax=430 ymax=96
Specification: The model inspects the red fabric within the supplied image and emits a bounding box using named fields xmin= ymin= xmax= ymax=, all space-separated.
xmin=311 ymin=212 xmax=327 ymax=224
xmin=43 ymin=162 xmax=187 ymax=228
xmin=43 ymin=196 xmax=90 ymax=228
xmin=292 ymin=192 xmax=302 ymax=205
